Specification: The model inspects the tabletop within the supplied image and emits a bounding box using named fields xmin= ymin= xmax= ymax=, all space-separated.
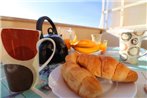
xmin=0 ymin=47 xmax=147 ymax=98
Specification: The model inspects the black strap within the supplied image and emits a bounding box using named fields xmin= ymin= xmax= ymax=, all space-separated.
xmin=36 ymin=16 xmax=58 ymax=38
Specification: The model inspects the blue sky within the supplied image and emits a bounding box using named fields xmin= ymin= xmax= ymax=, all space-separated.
xmin=0 ymin=0 xmax=102 ymax=27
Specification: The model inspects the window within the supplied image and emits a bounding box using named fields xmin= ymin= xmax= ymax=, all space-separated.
xmin=103 ymin=0 xmax=147 ymax=29
xmin=0 ymin=0 xmax=102 ymax=28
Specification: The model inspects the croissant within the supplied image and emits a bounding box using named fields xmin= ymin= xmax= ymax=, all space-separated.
xmin=77 ymin=53 xmax=138 ymax=82
xmin=62 ymin=61 xmax=102 ymax=98
xmin=65 ymin=52 xmax=79 ymax=63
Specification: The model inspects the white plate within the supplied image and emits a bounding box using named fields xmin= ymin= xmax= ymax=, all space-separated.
xmin=49 ymin=65 xmax=137 ymax=98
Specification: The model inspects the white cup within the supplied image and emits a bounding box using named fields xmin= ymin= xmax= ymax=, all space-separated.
xmin=1 ymin=28 xmax=56 ymax=92
xmin=119 ymin=29 xmax=147 ymax=64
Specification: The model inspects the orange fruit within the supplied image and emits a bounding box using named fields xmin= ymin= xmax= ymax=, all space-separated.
xmin=74 ymin=40 xmax=96 ymax=48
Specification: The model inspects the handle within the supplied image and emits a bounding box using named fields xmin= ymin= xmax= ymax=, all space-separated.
xmin=36 ymin=38 xmax=56 ymax=72
xmin=138 ymin=31 xmax=147 ymax=58
xmin=36 ymin=16 xmax=58 ymax=39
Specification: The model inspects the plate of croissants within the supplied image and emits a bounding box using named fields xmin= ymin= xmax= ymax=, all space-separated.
xmin=49 ymin=52 xmax=137 ymax=98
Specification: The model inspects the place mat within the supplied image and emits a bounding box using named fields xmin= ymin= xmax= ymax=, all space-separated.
xmin=35 ymin=63 xmax=61 ymax=95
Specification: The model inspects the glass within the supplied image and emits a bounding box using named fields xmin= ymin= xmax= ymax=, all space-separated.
xmin=91 ymin=33 xmax=102 ymax=45
xmin=58 ymin=27 xmax=78 ymax=50
xmin=57 ymin=27 xmax=70 ymax=49
xmin=91 ymin=33 xmax=102 ymax=51
xmin=91 ymin=33 xmax=108 ymax=54
xmin=57 ymin=27 xmax=70 ymax=39
xmin=100 ymin=40 xmax=108 ymax=54
xmin=67 ymin=28 xmax=78 ymax=45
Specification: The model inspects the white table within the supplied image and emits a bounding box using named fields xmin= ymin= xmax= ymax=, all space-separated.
xmin=1 ymin=47 xmax=147 ymax=98
xmin=34 ymin=70 xmax=147 ymax=98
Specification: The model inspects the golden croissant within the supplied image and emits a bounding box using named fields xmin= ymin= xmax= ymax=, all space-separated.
xmin=61 ymin=61 xmax=103 ymax=98
xmin=77 ymin=53 xmax=138 ymax=82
